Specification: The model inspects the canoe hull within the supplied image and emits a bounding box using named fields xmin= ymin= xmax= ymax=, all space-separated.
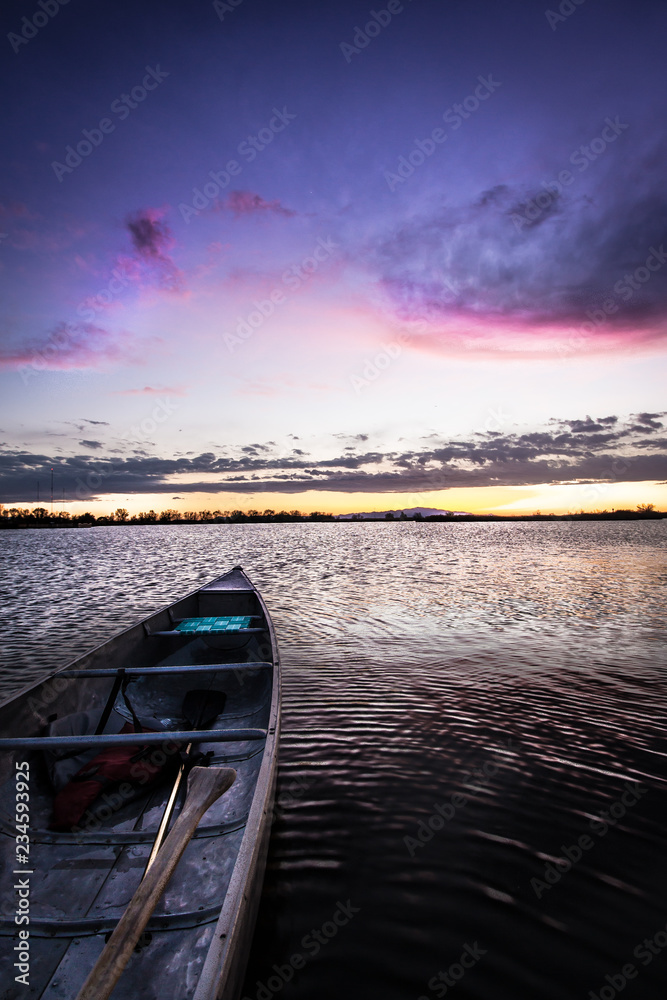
xmin=0 ymin=567 xmax=281 ymax=1000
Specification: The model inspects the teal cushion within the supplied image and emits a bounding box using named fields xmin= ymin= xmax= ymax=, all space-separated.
xmin=175 ymin=616 xmax=253 ymax=634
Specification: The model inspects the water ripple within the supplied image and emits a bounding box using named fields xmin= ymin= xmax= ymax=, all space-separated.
xmin=0 ymin=522 xmax=666 ymax=999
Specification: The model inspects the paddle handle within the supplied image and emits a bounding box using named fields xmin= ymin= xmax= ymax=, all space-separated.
xmin=142 ymin=743 xmax=192 ymax=876
xmin=75 ymin=766 xmax=236 ymax=1000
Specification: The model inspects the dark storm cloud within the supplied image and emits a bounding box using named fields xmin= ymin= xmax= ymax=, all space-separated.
xmin=371 ymin=150 xmax=667 ymax=339
xmin=1 ymin=416 xmax=664 ymax=502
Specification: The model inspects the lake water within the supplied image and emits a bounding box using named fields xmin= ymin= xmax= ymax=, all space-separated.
xmin=1 ymin=522 xmax=666 ymax=999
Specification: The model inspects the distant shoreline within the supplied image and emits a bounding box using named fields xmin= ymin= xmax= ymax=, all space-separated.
xmin=0 ymin=510 xmax=664 ymax=529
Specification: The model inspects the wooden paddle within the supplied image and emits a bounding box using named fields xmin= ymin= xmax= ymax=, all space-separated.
xmin=74 ymin=765 xmax=236 ymax=1000
xmin=142 ymin=689 xmax=227 ymax=876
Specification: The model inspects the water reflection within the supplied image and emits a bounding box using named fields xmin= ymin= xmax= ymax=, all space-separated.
xmin=0 ymin=522 xmax=665 ymax=999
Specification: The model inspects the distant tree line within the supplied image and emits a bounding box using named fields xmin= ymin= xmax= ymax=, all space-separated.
xmin=0 ymin=504 xmax=662 ymax=528
xmin=0 ymin=506 xmax=336 ymax=527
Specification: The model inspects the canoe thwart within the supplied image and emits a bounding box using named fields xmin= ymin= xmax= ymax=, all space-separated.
xmin=0 ymin=728 xmax=267 ymax=750
xmin=59 ymin=662 xmax=273 ymax=678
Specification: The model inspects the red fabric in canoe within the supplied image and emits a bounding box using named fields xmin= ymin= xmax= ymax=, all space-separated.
xmin=50 ymin=723 xmax=176 ymax=832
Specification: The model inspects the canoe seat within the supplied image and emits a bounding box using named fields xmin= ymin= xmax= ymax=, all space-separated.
xmin=175 ymin=616 xmax=254 ymax=634
xmin=147 ymin=615 xmax=265 ymax=637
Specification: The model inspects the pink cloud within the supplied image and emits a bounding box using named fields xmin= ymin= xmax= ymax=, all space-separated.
xmin=0 ymin=203 xmax=93 ymax=255
xmin=113 ymin=385 xmax=188 ymax=396
xmin=0 ymin=322 xmax=160 ymax=373
xmin=0 ymin=201 xmax=39 ymax=221
xmin=220 ymin=190 xmax=296 ymax=218
xmin=125 ymin=207 xmax=185 ymax=293
xmin=384 ymin=308 xmax=667 ymax=361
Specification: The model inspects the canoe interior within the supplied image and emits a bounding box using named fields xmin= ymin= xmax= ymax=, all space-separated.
xmin=0 ymin=568 xmax=280 ymax=1000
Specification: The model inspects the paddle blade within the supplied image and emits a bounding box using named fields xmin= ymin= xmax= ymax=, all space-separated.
xmin=186 ymin=765 xmax=237 ymax=814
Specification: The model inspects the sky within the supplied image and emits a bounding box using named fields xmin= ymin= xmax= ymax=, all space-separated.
xmin=1 ymin=0 xmax=666 ymax=515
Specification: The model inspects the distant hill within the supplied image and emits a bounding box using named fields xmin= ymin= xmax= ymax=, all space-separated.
xmin=336 ymin=507 xmax=471 ymax=519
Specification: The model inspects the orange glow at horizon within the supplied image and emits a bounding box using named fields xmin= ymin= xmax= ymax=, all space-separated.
xmin=16 ymin=481 xmax=666 ymax=518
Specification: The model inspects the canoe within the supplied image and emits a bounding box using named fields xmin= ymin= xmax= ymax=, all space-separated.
xmin=0 ymin=566 xmax=280 ymax=1000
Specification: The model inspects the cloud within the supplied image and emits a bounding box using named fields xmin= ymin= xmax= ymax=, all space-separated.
xmin=113 ymin=385 xmax=187 ymax=397
xmin=564 ymin=415 xmax=618 ymax=434
xmin=0 ymin=322 xmax=154 ymax=373
xmin=367 ymin=149 xmax=667 ymax=353
xmin=79 ymin=440 xmax=103 ymax=449
xmin=0 ymin=202 xmax=39 ymax=221
xmin=0 ymin=414 xmax=664 ymax=502
xmin=631 ymin=412 xmax=665 ymax=431
xmin=127 ymin=209 xmax=172 ymax=258
xmin=0 ymin=205 xmax=87 ymax=254
xmin=125 ymin=208 xmax=184 ymax=292
xmin=220 ymin=191 xmax=296 ymax=218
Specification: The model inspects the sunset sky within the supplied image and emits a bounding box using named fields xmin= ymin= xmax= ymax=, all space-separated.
xmin=1 ymin=0 xmax=665 ymax=515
